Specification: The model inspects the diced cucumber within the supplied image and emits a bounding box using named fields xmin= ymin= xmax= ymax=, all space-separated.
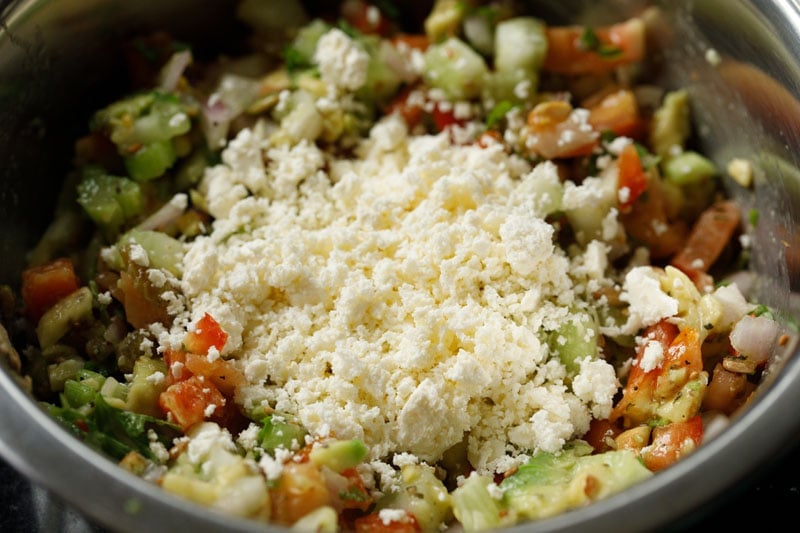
xmin=36 ymin=287 xmax=94 ymax=349
xmin=494 ymin=17 xmax=548 ymax=74
xmin=258 ymin=414 xmax=308 ymax=454
xmin=485 ymin=69 xmax=537 ymax=104
xmin=423 ymin=37 xmax=488 ymax=101
xmin=76 ymin=169 xmax=143 ymax=237
xmin=289 ymin=18 xmax=330 ymax=68
xmin=548 ymin=309 xmax=599 ymax=378
xmin=451 ymin=473 xmax=505 ymax=531
xmin=124 ymin=139 xmax=177 ymax=182
xmin=357 ymin=38 xmax=404 ymax=106
xmin=308 ymin=439 xmax=367 ymax=472
xmin=278 ymin=89 xmax=323 ymax=143
xmin=117 ymin=229 xmax=185 ymax=277
xmin=126 ymin=356 xmax=168 ymax=417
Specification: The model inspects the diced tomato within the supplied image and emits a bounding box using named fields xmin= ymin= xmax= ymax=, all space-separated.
xmin=587 ymin=89 xmax=643 ymax=139
xmin=431 ymin=103 xmax=464 ymax=133
xmin=391 ymin=33 xmax=430 ymax=51
xmin=118 ymin=269 xmax=170 ymax=329
xmin=163 ymin=348 xmax=192 ymax=384
xmin=183 ymin=352 xmax=245 ymax=396
xmin=610 ymin=320 xmax=678 ymax=425
xmin=337 ymin=467 xmax=374 ymax=512
xmin=611 ymin=321 xmax=705 ymax=427
xmin=670 ymin=199 xmax=741 ymax=285
xmin=270 ymin=461 xmax=332 ymax=525
xmin=354 ymin=510 xmax=421 ymax=533
xmin=641 ymin=416 xmax=703 ymax=472
xmin=386 ymin=85 xmax=425 ymax=130
xmin=341 ymin=0 xmax=393 ymax=36
xmin=183 ymin=312 xmax=229 ymax=355
xmin=616 ymin=143 xmax=648 ymax=212
xmin=543 ymin=18 xmax=646 ymax=75
xmin=21 ymin=257 xmax=81 ymax=321
xmin=582 ymin=418 xmax=621 ymax=453
xmin=158 ymin=375 xmax=226 ymax=431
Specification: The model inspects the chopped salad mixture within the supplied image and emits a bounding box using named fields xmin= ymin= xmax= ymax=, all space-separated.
xmin=0 ymin=0 xmax=794 ymax=530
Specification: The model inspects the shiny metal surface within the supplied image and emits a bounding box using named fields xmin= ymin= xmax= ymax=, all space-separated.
xmin=1 ymin=1 xmax=800 ymax=532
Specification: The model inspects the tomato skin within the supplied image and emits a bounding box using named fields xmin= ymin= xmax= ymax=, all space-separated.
xmin=21 ymin=257 xmax=81 ymax=321
xmin=588 ymin=89 xmax=643 ymax=139
xmin=184 ymin=312 xmax=228 ymax=355
xmin=158 ymin=375 xmax=226 ymax=431
xmin=431 ymin=103 xmax=464 ymax=133
xmin=543 ymin=18 xmax=645 ymax=75
xmin=337 ymin=467 xmax=374 ymax=512
xmin=354 ymin=510 xmax=421 ymax=533
xmin=616 ymin=143 xmax=648 ymax=212
xmin=642 ymin=416 xmax=703 ymax=472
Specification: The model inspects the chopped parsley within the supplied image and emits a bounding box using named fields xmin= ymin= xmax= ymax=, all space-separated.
xmin=579 ymin=27 xmax=623 ymax=58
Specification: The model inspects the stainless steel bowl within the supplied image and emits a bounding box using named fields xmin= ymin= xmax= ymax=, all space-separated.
xmin=1 ymin=1 xmax=800 ymax=532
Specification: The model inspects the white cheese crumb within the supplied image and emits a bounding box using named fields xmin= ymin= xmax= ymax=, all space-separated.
xmin=639 ymin=339 xmax=664 ymax=372
xmin=184 ymin=120 xmax=621 ymax=473
xmin=314 ymin=28 xmax=370 ymax=92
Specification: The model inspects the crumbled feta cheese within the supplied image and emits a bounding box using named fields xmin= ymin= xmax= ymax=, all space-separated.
xmin=183 ymin=120 xmax=623 ymax=473
xmin=639 ymin=339 xmax=664 ymax=372
xmin=314 ymin=28 xmax=370 ymax=92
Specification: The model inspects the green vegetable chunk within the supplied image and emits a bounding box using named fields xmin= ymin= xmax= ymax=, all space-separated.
xmin=76 ymin=168 xmax=143 ymax=237
xmin=308 ymin=439 xmax=367 ymax=473
xmin=423 ymin=37 xmax=488 ymax=101
xmin=500 ymin=442 xmax=652 ymax=521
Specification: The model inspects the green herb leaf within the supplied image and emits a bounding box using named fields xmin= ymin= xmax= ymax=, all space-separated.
xmin=486 ymin=101 xmax=515 ymax=129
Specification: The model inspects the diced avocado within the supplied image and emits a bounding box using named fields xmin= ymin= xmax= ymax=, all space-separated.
xmin=650 ymin=89 xmax=691 ymax=159
xmin=500 ymin=442 xmax=652 ymax=521
xmin=308 ymin=439 xmax=367 ymax=473
xmin=377 ymin=464 xmax=453 ymax=532
xmin=36 ymin=286 xmax=94 ymax=349
xmin=126 ymin=356 xmax=169 ymax=417
xmin=451 ymin=473 xmax=506 ymax=531
xmin=423 ymin=37 xmax=489 ymax=101
xmin=117 ymin=229 xmax=185 ymax=277
xmin=662 ymin=150 xmax=718 ymax=186
xmin=258 ymin=414 xmax=308 ymax=454
xmin=493 ymin=17 xmax=548 ymax=74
